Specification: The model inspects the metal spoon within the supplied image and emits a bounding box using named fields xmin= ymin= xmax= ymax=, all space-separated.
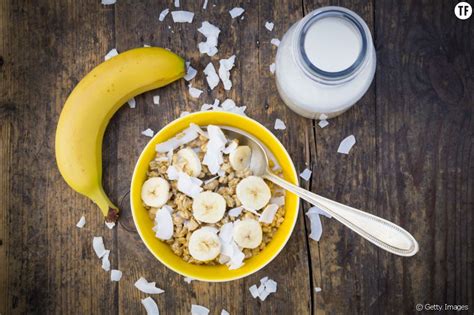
xmin=219 ymin=125 xmax=419 ymax=257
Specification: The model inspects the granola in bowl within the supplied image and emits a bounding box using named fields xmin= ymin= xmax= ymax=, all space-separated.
xmin=141 ymin=123 xmax=286 ymax=270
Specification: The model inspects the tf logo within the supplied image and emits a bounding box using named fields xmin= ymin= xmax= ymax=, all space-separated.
xmin=454 ymin=2 xmax=472 ymax=20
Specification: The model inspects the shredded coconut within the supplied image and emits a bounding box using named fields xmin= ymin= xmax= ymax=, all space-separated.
xmin=318 ymin=120 xmax=329 ymax=128
xmin=299 ymin=168 xmax=312 ymax=181
xmin=171 ymin=11 xmax=194 ymax=23
xmin=203 ymin=62 xmax=220 ymax=90
xmin=134 ymin=277 xmax=165 ymax=294
xmin=104 ymin=48 xmax=119 ymax=61
xmin=153 ymin=206 xmax=174 ymax=240
xmin=141 ymin=297 xmax=160 ymax=315
xmin=271 ymin=38 xmax=280 ymax=47
xmin=229 ymin=7 xmax=245 ymax=18
xmin=265 ymin=21 xmax=274 ymax=31
xmin=159 ymin=8 xmax=169 ymax=21
xmin=111 ymin=269 xmax=122 ymax=281
xmin=191 ymin=304 xmax=210 ymax=315
xmin=306 ymin=206 xmax=332 ymax=241
xmin=101 ymin=250 xmax=111 ymax=271
xmin=198 ymin=21 xmax=220 ymax=56
xmin=76 ymin=216 xmax=86 ymax=228
xmin=127 ymin=98 xmax=136 ymax=108
xmin=141 ymin=128 xmax=155 ymax=138
xmin=184 ymin=62 xmax=197 ymax=81
xmin=93 ymin=237 xmax=107 ymax=258
xmin=274 ymin=118 xmax=286 ymax=130
xmin=269 ymin=63 xmax=276 ymax=74
xmin=218 ymin=55 xmax=236 ymax=90
xmin=188 ymin=84 xmax=204 ymax=98
xmin=337 ymin=135 xmax=356 ymax=154
xmin=101 ymin=0 xmax=116 ymax=5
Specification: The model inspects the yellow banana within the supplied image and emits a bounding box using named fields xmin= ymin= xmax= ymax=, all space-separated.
xmin=55 ymin=47 xmax=185 ymax=222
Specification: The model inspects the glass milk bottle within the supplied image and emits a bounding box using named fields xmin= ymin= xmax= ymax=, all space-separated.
xmin=275 ymin=6 xmax=376 ymax=119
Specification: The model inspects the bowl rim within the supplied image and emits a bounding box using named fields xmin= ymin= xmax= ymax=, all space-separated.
xmin=130 ymin=111 xmax=300 ymax=282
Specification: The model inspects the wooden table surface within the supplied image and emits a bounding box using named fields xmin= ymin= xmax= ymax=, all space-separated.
xmin=1 ymin=0 xmax=473 ymax=314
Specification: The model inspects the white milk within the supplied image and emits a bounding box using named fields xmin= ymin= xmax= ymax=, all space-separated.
xmin=275 ymin=6 xmax=376 ymax=119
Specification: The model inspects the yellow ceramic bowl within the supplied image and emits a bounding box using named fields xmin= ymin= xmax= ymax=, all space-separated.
xmin=130 ymin=111 xmax=299 ymax=282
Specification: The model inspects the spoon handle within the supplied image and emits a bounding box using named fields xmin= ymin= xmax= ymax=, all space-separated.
xmin=264 ymin=172 xmax=419 ymax=257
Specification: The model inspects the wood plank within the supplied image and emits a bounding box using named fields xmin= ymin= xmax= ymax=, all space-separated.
xmin=375 ymin=0 xmax=473 ymax=312
xmin=302 ymin=1 xmax=379 ymax=314
xmin=0 ymin=0 xmax=117 ymax=313
xmin=113 ymin=0 xmax=312 ymax=314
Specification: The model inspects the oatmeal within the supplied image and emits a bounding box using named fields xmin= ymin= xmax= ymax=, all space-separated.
xmin=141 ymin=124 xmax=285 ymax=270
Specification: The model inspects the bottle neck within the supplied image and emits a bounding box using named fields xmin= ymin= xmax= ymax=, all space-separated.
xmin=292 ymin=7 xmax=371 ymax=86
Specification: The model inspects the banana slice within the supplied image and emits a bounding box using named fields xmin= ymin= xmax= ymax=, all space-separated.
xmin=192 ymin=191 xmax=226 ymax=223
xmin=233 ymin=219 xmax=263 ymax=249
xmin=188 ymin=227 xmax=222 ymax=261
xmin=141 ymin=177 xmax=170 ymax=207
xmin=175 ymin=148 xmax=202 ymax=177
xmin=229 ymin=145 xmax=251 ymax=171
xmin=236 ymin=176 xmax=271 ymax=211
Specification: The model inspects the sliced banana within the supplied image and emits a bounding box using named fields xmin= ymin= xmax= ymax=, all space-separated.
xmin=141 ymin=177 xmax=170 ymax=207
xmin=188 ymin=227 xmax=222 ymax=261
xmin=236 ymin=176 xmax=271 ymax=211
xmin=233 ymin=219 xmax=263 ymax=249
xmin=192 ymin=191 xmax=226 ymax=223
xmin=174 ymin=147 xmax=202 ymax=177
xmin=229 ymin=145 xmax=251 ymax=171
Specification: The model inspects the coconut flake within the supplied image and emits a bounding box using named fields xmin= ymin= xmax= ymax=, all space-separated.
xmin=299 ymin=168 xmax=312 ymax=181
xmin=101 ymin=250 xmax=111 ymax=271
xmin=184 ymin=277 xmax=195 ymax=284
xmin=141 ymin=297 xmax=160 ymax=315
xmin=171 ymin=11 xmax=194 ymax=23
xmin=218 ymin=55 xmax=236 ymax=90
xmin=249 ymin=284 xmax=259 ymax=298
xmin=229 ymin=7 xmax=245 ymax=18
xmin=76 ymin=216 xmax=86 ymax=228
xmin=269 ymin=63 xmax=276 ymax=74
xmin=93 ymin=237 xmax=107 ymax=258
xmin=202 ymin=125 xmax=227 ymax=174
xmin=222 ymin=139 xmax=238 ymax=154
xmin=274 ymin=118 xmax=286 ymax=130
xmin=204 ymin=176 xmax=218 ymax=185
xmin=228 ymin=206 xmax=243 ymax=217
xmin=315 ymin=287 xmax=322 ymax=292
xmin=265 ymin=279 xmax=277 ymax=293
xmin=156 ymin=125 xmax=199 ymax=152
xmin=135 ymin=277 xmax=165 ymax=294
xmin=306 ymin=206 xmax=332 ymax=241
xmin=198 ymin=22 xmax=220 ymax=56
xmin=104 ymin=48 xmax=119 ymax=61
xmin=221 ymin=310 xmax=230 ymax=315
xmin=188 ymin=84 xmax=204 ymax=98
xmin=271 ymin=38 xmax=280 ymax=47
xmin=105 ymin=222 xmax=115 ymax=229
xmin=174 ymin=0 xmax=179 ymax=7
xmin=153 ymin=206 xmax=174 ymax=240
xmin=203 ymin=62 xmax=219 ymax=89
xmin=141 ymin=128 xmax=155 ymax=137
xmin=265 ymin=21 xmax=274 ymax=31
xmin=127 ymin=98 xmax=136 ymax=108
xmin=337 ymin=135 xmax=356 ymax=154
xmin=318 ymin=120 xmax=329 ymax=128
xmin=189 ymin=123 xmax=208 ymax=138
xmin=319 ymin=113 xmax=328 ymax=120
xmin=159 ymin=8 xmax=169 ymax=21
xmin=270 ymin=195 xmax=285 ymax=206
xmin=110 ymin=269 xmax=122 ymax=281
xmin=191 ymin=304 xmax=209 ymax=315
xmin=219 ymin=222 xmax=234 ymax=244
xmin=227 ymin=242 xmax=245 ymax=270
xmin=202 ymin=0 xmax=208 ymax=9
xmin=259 ymin=204 xmax=279 ymax=224
xmin=153 ymin=95 xmax=160 ymax=105
xmin=177 ymin=172 xmax=203 ymax=198
xmin=101 ymin=0 xmax=116 ymax=5
xmin=166 ymin=165 xmax=179 ymax=180
xmin=184 ymin=62 xmax=198 ymax=81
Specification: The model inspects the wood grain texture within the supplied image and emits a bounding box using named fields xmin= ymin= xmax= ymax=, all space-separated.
xmin=0 ymin=0 xmax=472 ymax=314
